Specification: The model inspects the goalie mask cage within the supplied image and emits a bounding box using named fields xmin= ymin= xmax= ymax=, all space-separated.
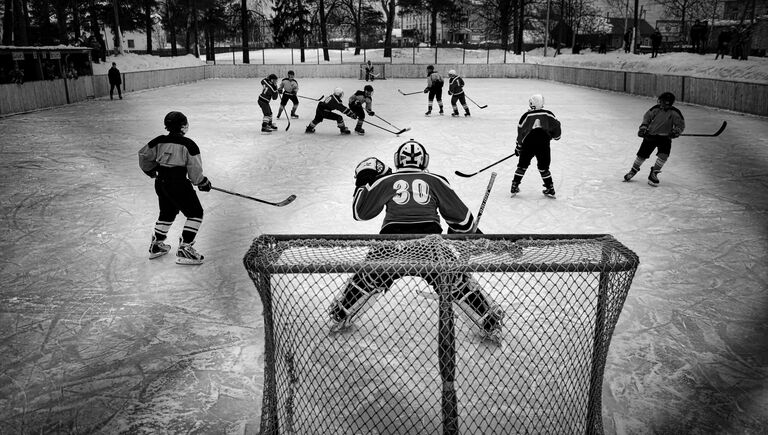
xmin=359 ymin=63 xmax=386 ymax=80
xmin=244 ymin=234 xmax=639 ymax=435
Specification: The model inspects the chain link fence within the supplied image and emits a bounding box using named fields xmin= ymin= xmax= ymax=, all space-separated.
xmin=244 ymin=234 xmax=639 ymax=434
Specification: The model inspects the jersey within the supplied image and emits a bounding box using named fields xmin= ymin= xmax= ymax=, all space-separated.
xmin=319 ymin=94 xmax=355 ymax=117
xmin=348 ymin=90 xmax=373 ymax=113
xmin=641 ymin=105 xmax=685 ymax=136
xmin=278 ymin=77 xmax=298 ymax=95
xmin=448 ymin=76 xmax=465 ymax=95
xmin=353 ymin=168 xmax=476 ymax=233
xmin=516 ymin=109 xmax=562 ymax=146
xmin=138 ymin=134 xmax=206 ymax=185
xmin=259 ymin=78 xmax=278 ymax=101
xmin=426 ymin=71 xmax=444 ymax=90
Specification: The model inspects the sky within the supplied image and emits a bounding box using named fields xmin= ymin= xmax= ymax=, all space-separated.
xmin=1 ymin=48 xmax=767 ymax=434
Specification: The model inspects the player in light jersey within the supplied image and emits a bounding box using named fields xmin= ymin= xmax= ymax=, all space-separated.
xmin=329 ymin=140 xmax=504 ymax=342
xmin=277 ymin=70 xmax=299 ymax=119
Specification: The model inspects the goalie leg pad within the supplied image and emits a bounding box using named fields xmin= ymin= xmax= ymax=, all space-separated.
xmin=450 ymin=274 xmax=504 ymax=334
xmin=329 ymin=280 xmax=382 ymax=329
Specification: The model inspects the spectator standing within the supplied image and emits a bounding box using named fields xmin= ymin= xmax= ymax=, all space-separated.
xmin=700 ymin=21 xmax=710 ymax=53
xmin=690 ymin=20 xmax=702 ymax=53
xmin=11 ymin=64 xmax=24 ymax=84
xmin=650 ymin=29 xmax=663 ymax=58
xmin=715 ymin=27 xmax=732 ymax=59
xmin=108 ymin=62 xmax=122 ymax=100
xmin=623 ymin=28 xmax=632 ymax=53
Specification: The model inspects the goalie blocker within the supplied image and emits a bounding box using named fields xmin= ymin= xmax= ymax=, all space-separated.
xmin=328 ymin=143 xmax=504 ymax=341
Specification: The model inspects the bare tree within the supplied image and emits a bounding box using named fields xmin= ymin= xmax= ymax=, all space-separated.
xmin=379 ymin=0 xmax=395 ymax=58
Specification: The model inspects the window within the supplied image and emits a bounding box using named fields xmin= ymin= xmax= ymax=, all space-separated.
xmin=127 ymin=39 xmax=135 ymax=49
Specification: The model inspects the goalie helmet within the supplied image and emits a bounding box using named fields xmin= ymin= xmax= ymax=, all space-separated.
xmin=333 ymin=87 xmax=344 ymax=98
xmin=164 ymin=111 xmax=188 ymax=133
xmin=394 ymin=139 xmax=429 ymax=170
xmin=528 ymin=94 xmax=544 ymax=110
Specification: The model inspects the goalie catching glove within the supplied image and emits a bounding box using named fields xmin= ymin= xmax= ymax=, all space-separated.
xmin=355 ymin=157 xmax=392 ymax=188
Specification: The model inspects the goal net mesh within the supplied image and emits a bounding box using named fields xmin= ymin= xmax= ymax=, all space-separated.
xmin=244 ymin=234 xmax=639 ymax=435
xmin=359 ymin=63 xmax=386 ymax=80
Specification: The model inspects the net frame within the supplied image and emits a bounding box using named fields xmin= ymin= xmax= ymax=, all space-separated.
xmin=244 ymin=234 xmax=639 ymax=435
xmin=359 ymin=63 xmax=386 ymax=80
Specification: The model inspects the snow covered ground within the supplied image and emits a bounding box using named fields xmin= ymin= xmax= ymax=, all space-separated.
xmin=1 ymin=51 xmax=767 ymax=434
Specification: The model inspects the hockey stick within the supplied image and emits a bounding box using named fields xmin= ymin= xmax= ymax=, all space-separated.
xmin=373 ymin=114 xmax=403 ymax=130
xmin=398 ymin=89 xmax=422 ymax=96
xmin=285 ymin=114 xmax=291 ymax=131
xmin=298 ymin=94 xmax=323 ymax=101
xmin=454 ymin=153 xmax=517 ymax=178
xmin=211 ymin=187 xmax=296 ymax=207
xmin=473 ymin=172 xmax=496 ymax=232
xmin=466 ymin=95 xmax=488 ymax=109
xmin=361 ymin=119 xmax=411 ymax=136
xmin=680 ymin=121 xmax=727 ymax=137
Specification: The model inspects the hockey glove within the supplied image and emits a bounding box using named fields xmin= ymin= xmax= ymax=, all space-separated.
xmin=355 ymin=157 xmax=392 ymax=188
xmin=514 ymin=143 xmax=521 ymax=156
xmin=448 ymin=91 xmax=453 ymax=95
xmin=637 ymin=126 xmax=648 ymax=137
xmin=143 ymin=169 xmax=157 ymax=178
xmin=423 ymin=88 xmax=429 ymax=93
xmin=670 ymin=128 xmax=681 ymax=138
xmin=197 ymin=177 xmax=212 ymax=192
xmin=367 ymin=111 xmax=375 ymax=116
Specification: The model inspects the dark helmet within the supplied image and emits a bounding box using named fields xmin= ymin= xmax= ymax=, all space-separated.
xmin=658 ymin=92 xmax=676 ymax=104
xmin=427 ymin=65 xmax=434 ymax=71
xmin=164 ymin=111 xmax=188 ymax=133
xmin=287 ymin=70 xmax=295 ymax=76
xmin=364 ymin=85 xmax=373 ymax=93
xmin=268 ymin=73 xmax=278 ymax=81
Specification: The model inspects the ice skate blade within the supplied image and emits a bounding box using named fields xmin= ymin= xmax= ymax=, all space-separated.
xmin=647 ymin=181 xmax=659 ymax=187
xmin=149 ymin=251 xmax=169 ymax=260
xmin=176 ymin=257 xmax=204 ymax=265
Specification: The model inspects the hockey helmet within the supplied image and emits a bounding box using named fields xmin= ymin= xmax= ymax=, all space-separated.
xmin=427 ymin=65 xmax=434 ymax=71
xmin=268 ymin=73 xmax=278 ymax=81
xmin=287 ymin=70 xmax=295 ymax=76
xmin=528 ymin=94 xmax=545 ymax=110
xmin=658 ymin=91 xmax=675 ymax=105
xmin=164 ymin=111 xmax=188 ymax=133
xmin=333 ymin=87 xmax=344 ymax=97
xmin=394 ymin=139 xmax=429 ymax=170
xmin=364 ymin=85 xmax=374 ymax=93
xmin=448 ymin=69 xmax=457 ymax=76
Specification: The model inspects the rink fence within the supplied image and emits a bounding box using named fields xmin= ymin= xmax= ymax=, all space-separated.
xmin=1 ymin=63 xmax=765 ymax=117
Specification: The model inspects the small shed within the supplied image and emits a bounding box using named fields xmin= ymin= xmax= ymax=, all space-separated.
xmin=0 ymin=46 xmax=93 ymax=84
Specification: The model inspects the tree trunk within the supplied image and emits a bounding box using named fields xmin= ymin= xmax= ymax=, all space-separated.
xmin=192 ymin=0 xmax=200 ymax=57
xmin=430 ymin=8 xmax=437 ymax=45
xmin=319 ymin=0 xmax=329 ymax=61
xmin=112 ymin=0 xmax=123 ymax=54
xmin=384 ymin=0 xmax=394 ymax=58
xmin=145 ymin=0 xmax=152 ymax=54
xmin=354 ymin=0 xmax=362 ymax=55
xmin=241 ymin=0 xmax=249 ymax=63
xmin=167 ymin=3 xmax=178 ymax=56
xmin=2 ymin=0 xmax=13 ymax=45
xmin=13 ymin=0 xmax=28 ymax=45
xmin=73 ymin=3 xmax=81 ymax=41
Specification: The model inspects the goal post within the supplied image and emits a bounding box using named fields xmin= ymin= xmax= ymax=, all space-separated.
xmin=244 ymin=234 xmax=639 ymax=435
xmin=359 ymin=62 xmax=386 ymax=80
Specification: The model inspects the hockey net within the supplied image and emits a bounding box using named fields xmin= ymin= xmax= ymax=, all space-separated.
xmin=359 ymin=62 xmax=386 ymax=80
xmin=244 ymin=234 xmax=639 ymax=435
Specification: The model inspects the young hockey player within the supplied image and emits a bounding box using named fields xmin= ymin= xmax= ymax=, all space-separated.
xmin=328 ymin=140 xmax=505 ymax=341
xmin=623 ymin=92 xmax=685 ymax=186
xmin=423 ymin=65 xmax=444 ymax=115
xmin=277 ymin=70 xmax=299 ymax=119
xmin=138 ymin=111 xmax=211 ymax=265
xmin=447 ymin=69 xmax=470 ymax=117
xmin=348 ymin=85 xmax=375 ymax=135
xmin=364 ymin=60 xmax=375 ymax=82
xmin=305 ymin=88 xmax=358 ymax=135
xmin=510 ymin=94 xmax=562 ymax=198
xmin=258 ymin=73 xmax=279 ymax=133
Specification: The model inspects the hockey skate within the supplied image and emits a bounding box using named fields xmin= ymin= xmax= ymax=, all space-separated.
xmin=269 ymin=123 xmax=279 ymax=131
xmin=339 ymin=126 xmax=351 ymax=135
xmin=290 ymin=113 xmax=299 ymax=119
xmin=261 ymin=123 xmax=272 ymax=134
xmin=149 ymin=235 xmax=170 ymax=259
xmin=425 ymin=110 xmax=432 ymax=116
xmin=510 ymin=182 xmax=520 ymax=197
xmin=305 ymin=125 xmax=315 ymax=134
xmin=648 ymin=168 xmax=661 ymax=187
xmin=439 ymin=109 xmax=444 ymax=115
xmin=542 ymin=185 xmax=556 ymax=198
xmin=327 ymin=284 xmax=380 ymax=333
xmin=176 ymin=238 xmax=204 ymax=265
xmin=623 ymin=168 xmax=638 ymax=182
xmin=354 ymin=127 xmax=365 ymax=136
xmin=479 ymin=305 xmax=505 ymax=345
xmin=465 ymin=110 xmax=471 ymax=117
xmin=451 ymin=111 xmax=460 ymax=117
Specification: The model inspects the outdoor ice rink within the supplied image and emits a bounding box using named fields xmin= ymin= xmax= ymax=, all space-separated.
xmin=1 ymin=77 xmax=766 ymax=434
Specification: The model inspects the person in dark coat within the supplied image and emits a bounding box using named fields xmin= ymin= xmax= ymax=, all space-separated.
xmin=650 ymin=29 xmax=663 ymax=58
xmin=108 ymin=62 xmax=122 ymax=100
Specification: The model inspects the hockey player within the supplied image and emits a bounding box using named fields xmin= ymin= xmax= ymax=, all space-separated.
xmin=447 ymin=69 xmax=470 ymax=117
xmin=623 ymin=91 xmax=685 ymax=186
xmin=259 ymin=73 xmax=279 ymax=133
xmin=510 ymin=94 xmax=562 ymax=198
xmin=305 ymin=88 xmax=358 ymax=135
xmin=277 ymin=70 xmax=299 ymax=119
xmin=328 ymin=140 xmax=505 ymax=341
xmin=138 ymin=111 xmax=211 ymax=265
xmin=348 ymin=85 xmax=375 ymax=135
xmin=364 ymin=60 xmax=375 ymax=82
xmin=423 ymin=65 xmax=444 ymax=115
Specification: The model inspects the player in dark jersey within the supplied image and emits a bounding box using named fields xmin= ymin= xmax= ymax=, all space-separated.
xmin=305 ymin=87 xmax=358 ymax=135
xmin=510 ymin=94 xmax=562 ymax=198
xmin=328 ymin=140 xmax=504 ymax=341
xmin=447 ymin=69 xmax=470 ymax=117
xmin=623 ymin=91 xmax=685 ymax=186
xmin=277 ymin=70 xmax=299 ymax=119
xmin=138 ymin=111 xmax=211 ymax=265
xmin=259 ymin=73 xmax=279 ymax=133
xmin=348 ymin=85 xmax=375 ymax=135
xmin=423 ymin=65 xmax=444 ymax=116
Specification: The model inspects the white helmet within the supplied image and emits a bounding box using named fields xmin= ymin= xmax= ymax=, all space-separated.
xmin=529 ymin=94 xmax=544 ymax=110
xmin=394 ymin=140 xmax=429 ymax=170
xmin=448 ymin=69 xmax=456 ymax=76
xmin=334 ymin=87 xmax=344 ymax=97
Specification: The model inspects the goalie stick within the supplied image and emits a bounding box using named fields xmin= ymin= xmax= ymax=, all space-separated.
xmin=680 ymin=121 xmax=727 ymax=137
xmin=466 ymin=95 xmax=488 ymax=109
xmin=398 ymin=89 xmax=422 ymax=96
xmin=455 ymin=153 xmax=517 ymax=178
xmin=473 ymin=172 xmax=496 ymax=231
xmin=211 ymin=187 xmax=296 ymax=207
xmin=298 ymin=94 xmax=324 ymax=101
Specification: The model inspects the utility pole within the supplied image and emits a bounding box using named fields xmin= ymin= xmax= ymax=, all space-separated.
xmin=544 ymin=0 xmax=551 ymax=56
xmin=632 ymin=0 xmax=639 ymax=54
